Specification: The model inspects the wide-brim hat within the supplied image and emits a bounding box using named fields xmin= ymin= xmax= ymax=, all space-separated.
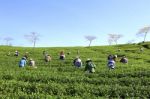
xmin=22 ymin=57 xmax=26 ymax=59
xmin=87 ymin=58 xmax=91 ymax=61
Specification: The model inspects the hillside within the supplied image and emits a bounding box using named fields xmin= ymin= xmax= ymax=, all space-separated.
xmin=0 ymin=43 xmax=150 ymax=98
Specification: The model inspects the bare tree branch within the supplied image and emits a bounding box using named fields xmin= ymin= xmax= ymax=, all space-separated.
xmin=24 ymin=32 xmax=40 ymax=48
xmin=85 ymin=35 xmax=97 ymax=47
xmin=136 ymin=26 xmax=150 ymax=42
xmin=108 ymin=34 xmax=123 ymax=45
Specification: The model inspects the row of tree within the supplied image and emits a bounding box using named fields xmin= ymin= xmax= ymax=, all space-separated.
xmin=1 ymin=26 xmax=150 ymax=47
xmin=85 ymin=26 xmax=150 ymax=47
xmin=1 ymin=32 xmax=39 ymax=47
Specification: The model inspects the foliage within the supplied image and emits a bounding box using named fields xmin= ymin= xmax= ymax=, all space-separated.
xmin=137 ymin=26 xmax=150 ymax=42
xmin=24 ymin=32 xmax=40 ymax=48
xmin=85 ymin=35 xmax=97 ymax=47
xmin=108 ymin=34 xmax=123 ymax=45
xmin=0 ymin=43 xmax=150 ymax=98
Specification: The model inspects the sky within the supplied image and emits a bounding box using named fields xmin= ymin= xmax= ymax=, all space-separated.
xmin=0 ymin=0 xmax=150 ymax=47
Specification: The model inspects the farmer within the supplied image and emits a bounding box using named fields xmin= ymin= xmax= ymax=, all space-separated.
xmin=107 ymin=54 xmax=113 ymax=60
xmin=113 ymin=55 xmax=118 ymax=62
xmin=29 ymin=58 xmax=35 ymax=66
xmin=107 ymin=58 xmax=115 ymax=69
xmin=45 ymin=54 xmax=52 ymax=62
xmin=14 ymin=50 xmax=19 ymax=57
xmin=59 ymin=50 xmax=65 ymax=60
xmin=85 ymin=59 xmax=96 ymax=73
xmin=140 ymin=47 xmax=144 ymax=52
xmin=29 ymin=58 xmax=37 ymax=68
xmin=43 ymin=50 xmax=47 ymax=56
xmin=19 ymin=57 xmax=26 ymax=67
xmin=120 ymin=56 xmax=128 ymax=64
xmin=73 ymin=57 xmax=82 ymax=67
xmin=7 ymin=51 xmax=11 ymax=56
xmin=24 ymin=52 xmax=29 ymax=59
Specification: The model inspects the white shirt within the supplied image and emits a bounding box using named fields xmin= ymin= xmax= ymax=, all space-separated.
xmin=30 ymin=60 xmax=35 ymax=66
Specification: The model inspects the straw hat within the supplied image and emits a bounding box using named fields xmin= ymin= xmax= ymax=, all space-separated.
xmin=87 ymin=58 xmax=91 ymax=61
xmin=22 ymin=57 xmax=26 ymax=59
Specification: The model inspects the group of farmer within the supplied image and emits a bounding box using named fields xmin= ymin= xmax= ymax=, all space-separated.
xmin=73 ymin=57 xmax=96 ymax=73
xmin=19 ymin=57 xmax=36 ymax=68
xmin=107 ymin=54 xmax=128 ymax=69
xmin=13 ymin=50 xmax=37 ymax=68
xmin=13 ymin=49 xmax=128 ymax=73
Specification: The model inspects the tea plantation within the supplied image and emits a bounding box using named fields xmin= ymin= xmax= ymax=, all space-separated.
xmin=0 ymin=43 xmax=150 ymax=99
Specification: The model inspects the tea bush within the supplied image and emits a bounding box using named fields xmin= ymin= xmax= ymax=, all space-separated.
xmin=0 ymin=43 xmax=150 ymax=98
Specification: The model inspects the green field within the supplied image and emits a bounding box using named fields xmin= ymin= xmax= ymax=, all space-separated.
xmin=0 ymin=43 xmax=150 ymax=99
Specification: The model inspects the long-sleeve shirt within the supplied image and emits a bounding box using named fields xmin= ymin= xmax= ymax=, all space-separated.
xmin=19 ymin=59 xmax=26 ymax=67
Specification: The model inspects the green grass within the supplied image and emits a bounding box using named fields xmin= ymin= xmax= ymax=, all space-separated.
xmin=0 ymin=43 xmax=150 ymax=98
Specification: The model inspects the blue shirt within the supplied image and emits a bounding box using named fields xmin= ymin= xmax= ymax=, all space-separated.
xmin=19 ymin=59 xmax=26 ymax=67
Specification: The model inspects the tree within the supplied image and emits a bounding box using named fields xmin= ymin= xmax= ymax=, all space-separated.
xmin=137 ymin=26 xmax=150 ymax=42
xmin=85 ymin=36 xmax=97 ymax=47
xmin=108 ymin=34 xmax=123 ymax=45
xmin=3 ymin=37 xmax=13 ymax=46
xmin=24 ymin=32 xmax=40 ymax=48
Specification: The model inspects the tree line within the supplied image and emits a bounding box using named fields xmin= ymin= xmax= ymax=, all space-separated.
xmin=1 ymin=26 xmax=150 ymax=47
